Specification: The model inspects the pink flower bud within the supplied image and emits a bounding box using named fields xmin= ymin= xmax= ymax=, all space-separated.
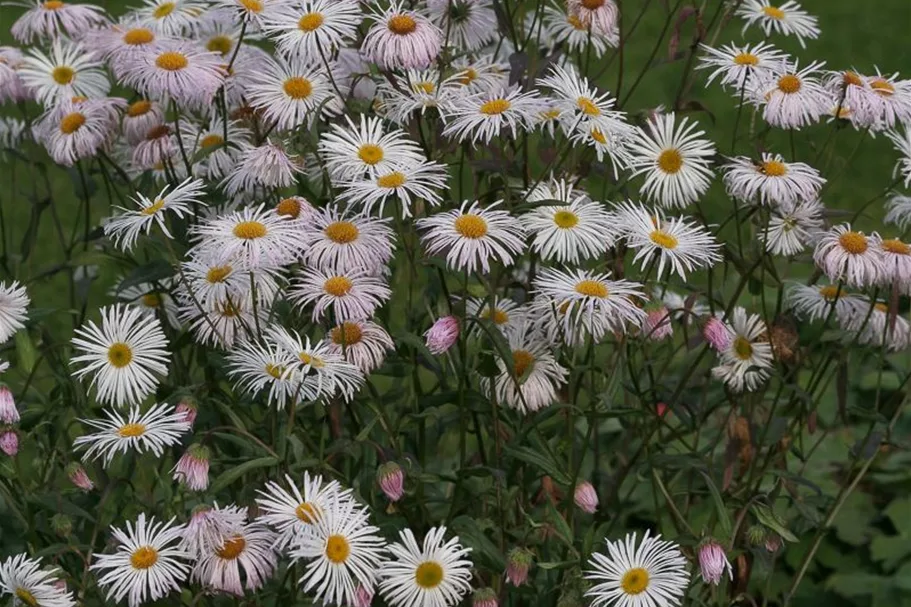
xmin=505 ymin=547 xmax=533 ymax=587
xmin=644 ymin=306 xmax=673 ymax=341
xmin=176 ymin=398 xmax=198 ymax=427
xmin=0 ymin=430 xmax=18 ymax=456
xmin=0 ymin=385 xmax=18 ymax=424
xmin=656 ymin=402 xmax=669 ymax=417
xmin=703 ymin=316 xmax=733 ymax=351
xmin=173 ymin=444 xmax=210 ymax=491
xmin=764 ymin=533 xmax=782 ymax=553
xmin=473 ymin=587 xmax=499 ymax=607
xmin=698 ymin=539 xmax=732 ymax=585
xmin=352 ymin=583 xmax=374 ymax=607
xmin=66 ymin=462 xmax=94 ymax=491
xmin=573 ymin=481 xmax=598 ymax=513
xmin=424 ymin=316 xmax=460 ymax=355
xmin=377 ymin=462 xmax=404 ymax=502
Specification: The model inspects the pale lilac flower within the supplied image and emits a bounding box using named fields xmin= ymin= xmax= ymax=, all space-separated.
xmin=0 ymin=385 xmax=18 ymax=424
xmin=644 ymin=306 xmax=673 ymax=341
xmin=505 ymin=547 xmax=533 ymax=587
xmin=175 ymin=398 xmax=198 ymax=427
xmin=361 ymin=1 xmax=442 ymax=70
xmin=377 ymin=461 xmax=404 ymax=502
xmin=172 ymin=444 xmax=210 ymax=491
xmin=698 ymin=540 xmax=733 ymax=585
xmin=703 ymin=316 xmax=733 ymax=351
xmin=424 ymin=316 xmax=460 ymax=355
xmin=473 ymin=587 xmax=499 ymax=607
xmin=67 ymin=462 xmax=94 ymax=491
xmin=573 ymin=481 xmax=598 ymax=513
xmin=0 ymin=430 xmax=18 ymax=456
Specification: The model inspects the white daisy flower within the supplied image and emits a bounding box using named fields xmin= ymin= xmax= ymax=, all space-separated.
xmin=616 ymin=201 xmax=722 ymax=280
xmin=821 ymin=70 xmax=883 ymax=130
xmin=325 ymin=320 xmax=394 ymax=374
xmin=787 ymin=282 xmax=857 ymax=322
xmin=466 ymin=296 xmax=525 ymax=337
xmin=752 ymin=60 xmax=829 ymax=130
xmin=192 ymin=512 xmax=278 ymax=596
xmin=104 ymin=177 xmax=205 ymax=251
xmin=722 ymin=152 xmax=825 ymax=208
xmin=585 ymin=530 xmax=689 ymax=607
xmin=567 ymin=0 xmax=619 ymax=36
xmin=133 ymin=0 xmax=206 ymax=36
xmin=697 ymin=42 xmax=789 ymax=91
xmin=712 ymin=307 xmax=774 ymax=392
xmin=91 ymin=514 xmax=191 ymax=607
xmin=292 ymin=268 xmax=391 ymax=322
xmin=10 ymin=0 xmax=107 ymax=44
xmin=19 ymin=40 xmax=110 ymax=107
xmin=659 ymin=288 xmax=709 ymax=324
xmin=74 ymin=403 xmax=190 ymax=465
xmin=179 ymin=294 xmax=265 ymax=349
xmin=737 ymin=0 xmax=820 ymax=48
xmin=293 ymin=496 xmax=386 ymax=606
xmin=450 ymin=55 xmax=509 ymax=93
xmin=886 ymin=194 xmax=911 ymax=230
xmin=813 ymin=224 xmax=884 ymax=288
xmin=866 ymin=70 xmax=911 ymax=129
xmin=268 ymin=328 xmax=366 ymax=401
xmin=426 ymin=0 xmax=497 ymax=51
xmin=302 ymin=207 xmax=395 ymax=273
xmin=760 ymin=198 xmax=825 ymax=256
xmin=112 ymin=280 xmax=180 ymax=329
xmin=542 ymin=6 xmax=617 ymax=57
xmin=261 ymin=0 xmax=362 ymax=58
xmin=887 ymin=127 xmax=911 ymax=189
xmin=377 ymin=69 xmax=461 ymax=125
xmin=840 ymin=298 xmax=911 ymax=351
xmin=180 ymin=505 xmax=248 ymax=560
xmin=122 ymin=99 xmax=164 ymax=145
xmin=0 ymin=553 xmax=76 ymax=607
xmin=872 ymin=235 xmax=911 ymax=288
xmin=379 ymin=526 xmax=473 ymax=607
xmin=246 ymin=54 xmax=338 ymax=133
xmin=227 ymin=340 xmax=312 ymax=410
xmin=521 ymin=181 xmax=617 ymax=264
xmin=442 ymin=86 xmax=542 ymax=144
xmin=188 ymin=117 xmax=251 ymax=180
xmin=318 ymin=115 xmax=426 ymax=183
xmin=627 ymin=113 xmax=716 ymax=209
xmin=220 ymin=140 xmax=305 ymax=198
xmin=340 ymin=159 xmax=448 ymax=218
xmin=120 ymin=42 xmax=225 ymax=109
xmin=84 ymin=18 xmax=165 ymax=77
xmin=361 ymin=1 xmax=442 ymax=70
xmin=35 ymin=98 xmax=117 ymax=166
xmin=482 ymin=321 xmax=568 ymax=414
xmin=70 ymin=304 xmax=170 ymax=407
xmin=0 ymin=281 xmax=29 ymax=345
xmin=176 ymin=254 xmax=281 ymax=310
xmin=211 ymin=0 xmax=280 ymax=26
xmin=192 ymin=204 xmax=300 ymax=270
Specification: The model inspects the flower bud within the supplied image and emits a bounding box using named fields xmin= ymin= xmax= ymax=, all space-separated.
xmin=175 ymin=397 xmax=198 ymax=427
xmin=656 ymin=402 xmax=669 ymax=417
xmin=66 ymin=462 xmax=94 ymax=491
xmin=505 ymin=547 xmax=533 ymax=587
xmin=424 ymin=316 xmax=459 ymax=355
xmin=0 ymin=384 xmax=18 ymax=424
xmin=173 ymin=443 xmax=210 ymax=491
xmin=473 ymin=587 xmax=499 ymax=607
xmin=377 ymin=461 xmax=404 ymax=502
xmin=573 ymin=481 xmax=598 ymax=513
xmin=0 ymin=429 xmax=18 ymax=456
xmin=352 ymin=583 xmax=374 ymax=607
xmin=51 ymin=513 xmax=73 ymax=537
xmin=643 ymin=305 xmax=673 ymax=341
xmin=764 ymin=532 xmax=782 ymax=553
xmin=746 ymin=524 xmax=767 ymax=547
xmin=698 ymin=539 xmax=732 ymax=585
xmin=703 ymin=316 xmax=733 ymax=351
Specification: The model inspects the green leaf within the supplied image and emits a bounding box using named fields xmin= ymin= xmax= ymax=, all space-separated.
xmin=214 ymin=400 xmax=247 ymax=432
xmin=450 ymin=515 xmax=505 ymax=571
xmin=505 ymin=445 xmax=571 ymax=485
xmin=395 ymin=331 xmax=442 ymax=375
xmin=752 ymin=504 xmax=798 ymax=543
xmin=118 ymin=260 xmax=174 ymax=292
xmin=209 ymin=457 xmax=279 ymax=494
xmin=14 ymin=331 xmax=38 ymax=375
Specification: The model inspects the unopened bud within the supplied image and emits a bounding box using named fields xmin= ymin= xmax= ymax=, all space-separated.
xmin=573 ymin=481 xmax=598 ymax=514
xmin=66 ymin=462 xmax=94 ymax=491
xmin=505 ymin=547 xmax=534 ymax=587
xmin=424 ymin=316 xmax=460 ymax=355
xmin=377 ymin=461 xmax=404 ymax=502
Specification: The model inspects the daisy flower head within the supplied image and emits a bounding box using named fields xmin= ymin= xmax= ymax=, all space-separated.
xmin=872 ymin=234 xmax=911 ymax=288
xmin=379 ymin=526 xmax=473 ymax=607
xmin=887 ymin=127 xmax=911 ymax=189
xmin=318 ymin=114 xmax=426 ymax=183
xmin=752 ymin=60 xmax=829 ymax=130
xmin=737 ymin=0 xmax=819 ymax=48
xmin=85 ymin=18 xmax=166 ymax=76
xmin=180 ymin=505 xmax=247 ymax=560
xmin=0 ymin=48 xmax=30 ymax=104
xmin=722 ymin=153 xmax=825 ymax=207
xmin=120 ymin=41 xmax=225 ymax=109
xmin=866 ymin=70 xmax=911 ymax=129
xmin=192 ymin=513 xmax=278 ymax=596
xmin=567 ymin=0 xmax=619 ymax=37
xmin=301 ymin=207 xmax=395 ymax=273
xmin=585 ymin=530 xmax=689 ymax=607
xmin=211 ymin=0 xmax=280 ymax=27
xmin=122 ymin=99 xmax=164 ymax=144
xmin=787 ymin=282 xmax=856 ymax=322
xmin=627 ymin=112 xmax=716 ymax=209
xmin=813 ymin=224 xmax=884 ymax=288
xmin=616 ymin=201 xmax=722 ymax=280
xmin=697 ymin=42 xmax=789 ymax=91
xmin=417 ymin=200 xmax=526 ymax=273
xmin=261 ymin=0 xmax=362 ymax=58
xmin=104 ymin=177 xmax=206 ymax=251
xmin=190 ymin=117 xmax=252 ymax=180
xmin=712 ymin=307 xmax=774 ymax=392
xmin=268 ymin=327 xmax=366 ymax=401
xmin=450 ymin=55 xmax=510 ymax=94
xmin=821 ymin=70 xmax=883 ymax=129
xmin=536 ymin=63 xmax=630 ymax=138
xmin=227 ymin=340 xmax=312 ymax=410
xmin=179 ymin=292 xmax=266 ymax=349
xmin=292 ymin=496 xmax=386 ymax=606
xmin=111 ymin=279 xmax=180 ymax=328
xmin=377 ymin=69 xmax=461 ymax=125
xmin=246 ymin=54 xmax=338 ymax=134
xmin=91 ymin=514 xmax=191 ymax=607
xmin=220 ymin=140 xmax=305 ymax=198
xmin=466 ymin=296 xmax=525 ymax=337
xmin=542 ymin=5 xmax=617 ymax=57
xmin=132 ymin=0 xmax=207 ymax=36
xmin=10 ymin=0 xmax=108 ymax=44
xmin=361 ymin=1 xmax=442 ymax=70
xmin=340 ymin=159 xmax=448 ymax=218
xmin=192 ymin=203 xmax=300 ymax=270
xmin=70 ymin=304 xmax=170 ymax=407
xmin=760 ymin=197 xmax=825 ymax=256
xmin=325 ymin=320 xmax=394 ymax=374
xmin=442 ymin=86 xmax=542 ymax=144
xmin=19 ymin=40 xmax=110 ymax=107
xmin=74 ymin=403 xmax=190 ymax=465
xmin=292 ymin=267 xmax=391 ymax=322
xmin=839 ymin=298 xmax=911 ymax=351
xmin=426 ymin=0 xmax=497 ymax=52
xmin=0 ymin=553 xmax=76 ymax=607
xmin=0 ymin=281 xmax=30 ymax=345
xmin=177 ymin=252 xmax=281 ymax=310
xmin=886 ymin=194 xmax=911 ymax=230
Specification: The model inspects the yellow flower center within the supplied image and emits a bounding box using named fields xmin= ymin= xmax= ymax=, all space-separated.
xmin=874 ymin=302 xmax=889 ymax=313
xmin=155 ymin=51 xmax=188 ymax=71
xmin=141 ymin=199 xmax=166 ymax=216
xmin=838 ymin=230 xmax=868 ymax=254
xmin=283 ymin=76 xmax=313 ymax=100
xmin=276 ymin=198 xmax=302 ymax=218
xmin=325 ymin=221 xmax=359 ymax=244
xmin=575 ymin=279 xmax=608 ymax=298
xmin=219 ymin=301 xmax=239 ymax=317
xmin=298 ymin=12 xmax=324 ymax=31
xmin=414 ymin=81 xmax=435 ymax=94
xmin=453 ymin=214 xmax=488 ymax=239
xmin=52 ymin=66 xmax=74 ymax=85
xmin=479 ymin=98 xmax=511 ymax=115
xmin=843 ymin=71 xmax=863 ymax=87
xmin=200 ymin=133 xmax=224 ymax=149
xmin=760 ymin=160 xmax=787 ymax=176
xmin=324 ymin=276 xmax=353 ymax=297
xmin=15 ymin=588 xmax=39 ymax=607
xmin=733 ymin=336 xmax=753 ymax=360
xmin=480 ymin=307 xmax=509 ymax=325
xmin=512 ymin=349 xmax=535 ymax=377
xmin=216 ymin=536 xmax=246 ymax=560
xmin=128 ymin=100 xmax=152 ymax=117
xmin=414 ymin=561 xmax=444 ymax=589
xmin=577 ymin=97 xmax=601 ymax=116
xmin=325 ymin=534 xmax=351 ymax=564
xmin=649 ymin=229 xmax=678 ymax=249
xmin=130 ymin=546 xmax=159 ymax=569
xmin=265 ymin=363 xmax=284 ymax=379
xmin=123 ymin=27 xmax=155 ymax=45
xmin=299 ymin=352 xmax=325 ymax=367
xmin=456 ymin=67 xmax=477 ymax=85
xmin=296 ymin=501 xmax=321 ymax=523
xmin=206 ymin=265 xmax=232 ymax=283
xmin=239 ymin=0 xmax=263 ymax=12
xmin=733 ymin=52 xmax=758 ymax=66
xmin=567 ymin=14 xmax=585 ymax=29
xmin=818 ymin=285 xmax=843 ymax=300
xmin=233 ymin=220 xmax=267 ymax=239
xmin=882 ymin=238 xmax=910 ymax=255
xmin=331 ymin=322 xmax=363 ymax=345
xmin=761 ymin=5 xmax=785 ymax=19
xmin=657 ymin=149 xmax=683 ymax=174
xmin=376 ymin=171 xmax=406 ymax=189
xmin=146 ymin=124 xmax=170 ymax=140
xmin=206 ymin=35 xmax=233 ymax=55
xmin=553 ymin=210 xmax=579 ymax=229
xmin=777 ymin=74 xmax=801 ymax=94
xmin=357 ymin=143 xmax=384 ymax=165
xmin=870 ymin=79 xmax=895 ymax=97
xmin=581 ymin=0 xmax=605 ymax=8
xmin=43 ymin=0 xmax=64 ymax=9
xmin=142 ymin=293 xmax=161 ymax=307
xmin=153 ymin=1 xmax=175 ymax=18
xmin=388 ymin=14 xmax=417 ymax=35
xmin=542 ymin=108 xmax=561 ymax=120
xmin=60 ymin=112 xmax=86 ymax=134
xmin=620 ymin=567 xmax=650 ymax=595
xmin=117 ymin=422 xmax=146 ymax=438
xmin=590 ymin=128 xmax=607 ymax=144
xmin=107 ymin=342 xmax=133 ymax=368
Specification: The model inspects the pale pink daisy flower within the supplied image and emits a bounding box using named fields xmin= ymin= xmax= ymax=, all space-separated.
xmin=712 ymin=307 xmax=773 ymax=392
xmin=838 ymin=297 xmax=911 ymax=351
xmin=318 ymin=114 xmax=426 ymax=182
xmin=787 ymin=283 xmax=857 ymax=323
xmin=0 ymin=281 xmax=30 ymax=345
xmin=0 ymin=47 xmax=30 ymax=103
xmin=189 ymin=117 xmax=252 ymax=180
xmin=722 ymin=153 xmax=825 ymax=207
xmin=866 ymin=70 xmax=911 ymax=129
xmin=130 ymin=123 xmax=178 ymax=170
xmin=104 ymin=177 xmax=206 ymax=250
xmin=736 ymin=0 xmax=820 ymax=48
xmin=887 ymin=127 xmax=911 ymax=189
xmin=426 ymin=0 xmax=497 ymax=51
xmin=821 ymin=70 xmax=883 ymax=129
xmin=542 ymin=5 xmax=617 ymax=56
xmin=567 ymin=0 xmax=619 ymax=36
xmin=424 ymin=316 xmax=460 ymax=355
xmin=19 ymin=40 xmax=110 ymax=107
xmin=292 ymin=268 xmax=392 ymax=322
xmin=73 ymin=404 xmax=191 ymax=465
xmin=871 ymin=235 xmax=911 ymax=288
xmin=376 ymin=68 xmax=462 ymax=125
xmin=178 ymin=294 xmax=265 ymax=349
xmin=122 ymin=99 xmax=164 ymax=145
xmin=761 ymin=198 xmax=825 ymax=256
xmin=120 ymin=42 xmax=225 ymax=109
xmin=246 ymin=54 xmax=338 ymax=133
xmin=379 ymin=527 xmax=473 ymax=607
xmin=220 ymin=141 xmax=305 ymax=198
xmin=172 ymin=443 xmax=210 ymax=491
xmin=361 ymin=1 xmax=442 ymax=70
xmin=752 ymin=60 xmax=830 ymax=129
xmin=192 ymin=511 xmax=278 ymax=596
xmin=226 ymin=340 xmax=312 ymax=409
xmin=813 ymin=224 xmax=884 ymax=288
xmin=133 ymin=0 xmax=207 ymax=36
xmin=325 ymin=320 xmax=394 ymax=373
xmin=261 ymin=0 xmax=362 ymax=58
xmin=698 ymin=540 xmax=733 ymax=585
xmin=442 ymin=86 xmax=542 ymax=144
xmin=300 ymin=207 xmax=394 ymax=273
xmin=697 ymin=42 xmax=788 ymax=91
xmin=10 ymin=0 xmax=107 ymax=44
xmin=180 ymin=505 xmax=247 ymax=560
xmin=211 ymin=0 xmax=281 ymax=26
xmin=339 ymin=159 xmax=448 ymax=218
xmin=84 ymin=18 xmax=166 ymax=76
xmin=886 ymin=194 xmax=911 ymax=230
xmin=36 ymin=97 xmax=117 ymax=166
